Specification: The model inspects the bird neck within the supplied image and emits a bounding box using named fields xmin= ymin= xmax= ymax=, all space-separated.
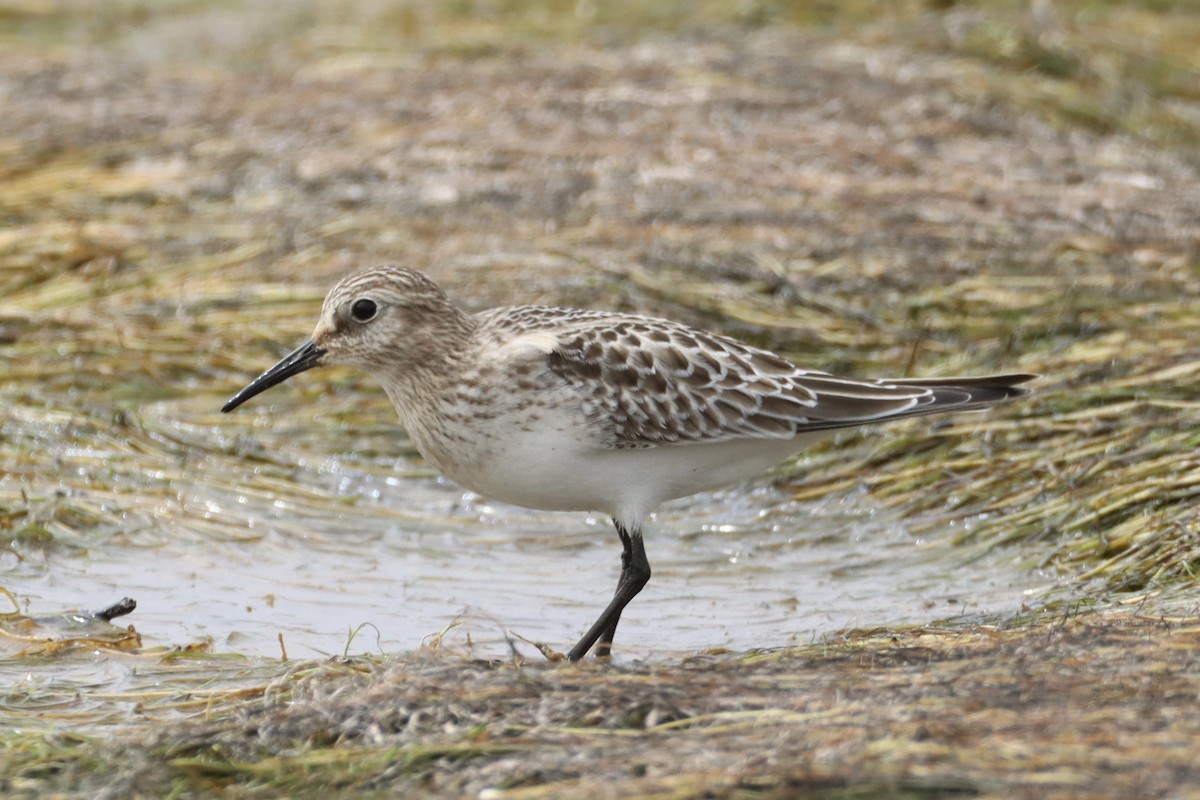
xmin=377 ymin=305 xmax=478 ymax=418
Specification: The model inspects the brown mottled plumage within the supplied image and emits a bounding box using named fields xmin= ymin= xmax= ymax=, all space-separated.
xmin=223 ymin=266 xmax=1035 ymax=661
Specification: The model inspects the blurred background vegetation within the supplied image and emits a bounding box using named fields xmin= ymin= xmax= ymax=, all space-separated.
xmin=4 ymin=0 xmax=1199 ymax=145
xmin=2 ymin=2 xmax=1199 ymax=796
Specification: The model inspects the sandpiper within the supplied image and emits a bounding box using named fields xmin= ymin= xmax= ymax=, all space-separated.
xmin=223 ymin=266 xmax=1033 ymax=660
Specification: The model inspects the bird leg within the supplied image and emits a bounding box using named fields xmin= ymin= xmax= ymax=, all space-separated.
xmin=566 ymin=521 xmax=651 ymax=661
xmin=593 ymin=525 xmax=635 ymax=657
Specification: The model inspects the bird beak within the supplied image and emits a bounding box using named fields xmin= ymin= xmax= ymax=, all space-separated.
xmin=221 ymin=339 xmax=326 ymax=413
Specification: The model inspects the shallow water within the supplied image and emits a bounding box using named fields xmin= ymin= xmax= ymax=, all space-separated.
xmin=5 ymin=395 xmax=1052 ymax=664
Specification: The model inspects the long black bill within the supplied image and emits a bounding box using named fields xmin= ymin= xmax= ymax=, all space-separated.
xmin=221 ymin=340 xmax=326 ymax=413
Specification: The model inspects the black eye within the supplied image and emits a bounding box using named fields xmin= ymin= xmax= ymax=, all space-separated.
xmin=350 ymin=298 xmax=378 ymax=322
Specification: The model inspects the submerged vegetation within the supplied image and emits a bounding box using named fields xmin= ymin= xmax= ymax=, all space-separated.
xmin=1 ymin=0 xmax=1199 ymax=796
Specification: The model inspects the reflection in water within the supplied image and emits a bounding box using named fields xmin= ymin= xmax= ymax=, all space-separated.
xmin=11 ymin=449 xmax=1049 ymax=662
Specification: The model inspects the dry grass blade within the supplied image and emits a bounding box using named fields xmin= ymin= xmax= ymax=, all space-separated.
xmin=2 ymin=1 xmax=1200 ymax=797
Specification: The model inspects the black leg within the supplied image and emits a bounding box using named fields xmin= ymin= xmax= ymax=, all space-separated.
xmin=593 ymin=526 xmax=635 ymax=657
xmin=566 ymin=520 xmax=651 ymax=661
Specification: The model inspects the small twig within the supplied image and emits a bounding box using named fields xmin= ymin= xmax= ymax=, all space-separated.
xmin=507 ymin=629 xmax=567 ymax=662
xmin=94 ymin=597 xmax=137 ymax=623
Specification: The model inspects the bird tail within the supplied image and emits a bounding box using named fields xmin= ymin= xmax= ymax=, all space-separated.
xmin=882 ymin=373 xmax=1036 ymax=410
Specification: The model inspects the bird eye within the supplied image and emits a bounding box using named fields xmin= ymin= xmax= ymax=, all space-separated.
xmin=350 ymin=298 xmax=378 ymax=322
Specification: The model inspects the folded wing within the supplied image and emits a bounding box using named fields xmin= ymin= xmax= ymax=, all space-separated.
xmin=538 ymin=314 xmax=1033 ymax=449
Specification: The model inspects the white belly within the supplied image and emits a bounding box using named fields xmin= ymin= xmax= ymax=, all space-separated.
xmin=389 ymin=373 xmax=830 ymax=525
xmin=423 ymin=417 xmax=828 ymax=523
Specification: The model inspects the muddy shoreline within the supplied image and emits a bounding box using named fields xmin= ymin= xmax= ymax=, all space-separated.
xmin=3 ymin=3 xmax=1200 ymax=797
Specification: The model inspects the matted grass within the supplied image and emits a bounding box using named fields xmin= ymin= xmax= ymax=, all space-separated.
xmin=3 ymin=611 xmax=1199 ymax=798
xmin=1 ymin=0 xmax=1199 ymax=796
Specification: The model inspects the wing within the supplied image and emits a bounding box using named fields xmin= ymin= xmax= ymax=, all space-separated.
xmin=480 ymin=306 xmax=1033 ymax=450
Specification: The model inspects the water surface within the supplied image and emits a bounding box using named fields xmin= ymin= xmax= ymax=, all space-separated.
xmin=6 ymin=395 xmax=1051 ymax=663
